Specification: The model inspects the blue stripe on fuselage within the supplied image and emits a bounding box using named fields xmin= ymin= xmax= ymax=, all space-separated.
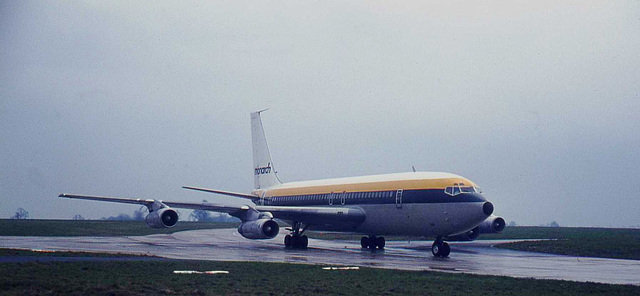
xmin=263 ymin=189 xmax=486 ymax=206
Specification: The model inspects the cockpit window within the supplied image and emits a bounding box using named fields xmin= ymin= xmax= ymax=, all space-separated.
xmin=460 ymin=187 xmax=475 ymax=193
xmin=445 ymin=185 xmax=478 ymax=196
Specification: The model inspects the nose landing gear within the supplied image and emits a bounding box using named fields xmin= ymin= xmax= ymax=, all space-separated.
xmin=432 ymin=237 xmax=450 ymax=257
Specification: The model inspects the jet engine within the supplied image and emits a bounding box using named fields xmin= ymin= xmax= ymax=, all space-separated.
xmin=145 ymin=208 xmax=179 ymax=229
xmin=478 ymin=215 xmax=506 ymax=233
xmin=446 ymin=215 xmax=506 ymax=241
xmin=237 ymin=219 xmax=279 ymax=239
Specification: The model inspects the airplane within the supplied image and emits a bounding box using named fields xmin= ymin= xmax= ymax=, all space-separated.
xmin=59 ymin=110 xmax=505 ymax=257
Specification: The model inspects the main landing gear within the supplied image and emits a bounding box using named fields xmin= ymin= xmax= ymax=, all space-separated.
xmin=431 ymin=237 xmax=450 ymax=257
xmin=284 ymin=221 xmax=308 ymax=249
xmin=360 ymin=235 xmax=385 ymax=250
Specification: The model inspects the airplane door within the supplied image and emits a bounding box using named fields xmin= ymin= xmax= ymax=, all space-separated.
xmin=396 ymin=189 xmax=403 ymax=208
xmin=260 ymin=191 xmax=266 ymax=206
xmin=341 ymin=191 xmax=346 ymax=205
xmin=329 ymin=192 xmax=334 ymax=205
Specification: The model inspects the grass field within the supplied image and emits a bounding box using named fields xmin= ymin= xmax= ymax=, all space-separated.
xmin=1 ymin=250 xmax=639 ymax=295
xmin=485 ymin=227 xmax=640 ymax=260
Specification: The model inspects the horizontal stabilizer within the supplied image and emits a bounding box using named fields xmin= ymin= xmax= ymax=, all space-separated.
xmin=58 ymin=193 xmax=155 ymax=205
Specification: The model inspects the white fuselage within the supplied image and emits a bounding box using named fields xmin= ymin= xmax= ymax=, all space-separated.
xmin=253 ymin=172 xmax=492 ymax=237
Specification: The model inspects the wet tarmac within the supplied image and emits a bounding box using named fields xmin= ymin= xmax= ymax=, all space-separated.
xmin=1 ymin=228 xmax=639 ymax=286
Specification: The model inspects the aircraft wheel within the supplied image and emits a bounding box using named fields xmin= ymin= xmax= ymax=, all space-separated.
xmin=432 ymin=240 xmax=443 ymax=257
xmin=368 ymin=235 xmax=378 ymax=249
xmin=300 ymin=235 xmax=308 ymax=249
xmin=376 ymin=236 xmax=386 ymax=250
xmin=441 ymin=242 xmax=450 ymax=257
xmin=284 ymin=234 xmax=292 ymax=248
xmin=291 ymin=235 xmax=300 ymax=248
xmin=360 ymin=236 xmax=369 ymax=249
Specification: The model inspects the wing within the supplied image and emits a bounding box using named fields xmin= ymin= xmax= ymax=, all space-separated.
xmin=58 ymin=193 xmax=252 ymax=217
xmin=59 ymin=193 xmax=367 ymax=227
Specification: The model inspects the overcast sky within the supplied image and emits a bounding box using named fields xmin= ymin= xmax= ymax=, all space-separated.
xmin=1 ymin=1 xmax=639 ymax=227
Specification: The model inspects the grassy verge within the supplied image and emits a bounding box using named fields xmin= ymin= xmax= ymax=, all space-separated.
xmin=1 ymin=255 xmax=638 ymax=295
xmin=486 ymin=227 xmax=640 ymax=260
xmin=0 ymin=219 xmax=239 ymax=237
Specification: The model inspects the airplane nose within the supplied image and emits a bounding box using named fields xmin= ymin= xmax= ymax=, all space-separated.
xmin=483 ymin=202 xmax=494 ymax=216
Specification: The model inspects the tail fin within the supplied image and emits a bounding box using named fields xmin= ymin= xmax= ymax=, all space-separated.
xmin=250 ymin=110 xmax=282 ymax=189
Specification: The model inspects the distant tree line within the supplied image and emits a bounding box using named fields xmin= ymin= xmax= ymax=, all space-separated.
xmin=505 ymin=221 xmax=560 ymax=227
xmin=537 ymin=221 xmax=560 ymax=227
xmin=189 ymin=209 xmax=239 ymax=222
xmin=188 ymin=200 xmax=239 ymax=222
xmin=100 ymin=207 xmax=147 ymax=221
xmin=94 ymin=202 xmax=239 ymax=222
xmin=547 ymin=221 xmax=560 ymax=227
xmin=10 ymin=208 xmax=29 ymax=219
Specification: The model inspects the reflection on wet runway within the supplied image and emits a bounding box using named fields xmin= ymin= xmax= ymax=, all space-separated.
xmin=1 ymin=228 xmax=639 ymax=286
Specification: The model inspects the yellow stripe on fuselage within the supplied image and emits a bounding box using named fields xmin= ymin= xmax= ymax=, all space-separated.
xmin=251 ymin=172 xmax=476 ymax=198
